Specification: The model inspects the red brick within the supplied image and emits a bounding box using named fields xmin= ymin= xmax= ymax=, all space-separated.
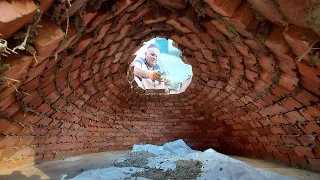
xmin=1 ymin=102 xmax=21 ymax=117
xmin=299 ymin=123 xmax=320 ymax=134
xmin=300 ymin=106 xmax=320 ymax=120
xmin=1 ymin=54 xmax=33 ymax=98
xmin=130 ymin=7 xmax=149 ymax=22
xmin=166 ymin=14 xmax=191 ymax=34
xmin=212 ymin=20 xmax=234 ymax=39
xmin=144 ymin=11 xmax=167 ymax=24
xmin=55 ymin=24 xmax=78 ymax=54
xmin=86 ymin=12 xmax=108 ymax=33
xmin=155 ymin=0 xmax=187 ymax=9
xmin=33 ymin=16 xmax=64 ymax=62
xmin=294 ymin=146 xmax=315 ymax=158
xmin=75 ymin=34 xmax=93 ymax=56
xmin=277 ymin=145 xmax=295 ymax=154
xmin=200 ymin=17 xmax=224 ymax=41
xmin=204 ymin=0 xmax=242 ymax=17
xmin=127 ymin=0 xmax=146 ymax=12
xmin=177 ymin=6 xmax=199 ymax=33
xmin=289 ymin=155 xmax=308 ymax=166
xmin=93 ymin=21 xmax=112 ymax=43
xmin=269 ymin=127 xmax=286 ymax=135
xmin=294 ymin=90 xmax=319 ymax=106
xmin=273 ymin=152 xmax=290 ymax=164
xmin=283 ymin=25 xmax=319 ymax=62
xmin=114 ymin=24 xmax=131 ymax=42
xmin=281 ymin=97 xmax=303 ymax=111
xmin=38 ymin=0 xmax=54 ymax=13
xmin=265 ymin=145 xmax=279 ymax=153
xmin=247 ymin=0 xmax=286 ymax=26
xmin=282 ymin=136 xmax=301 ymax=146
xmin=277 ymin=0 xmax=309 ymax=28
xmin=0 ymin=0 xmax=37 ymax=39
xmin=82 ymin=6 xmax=97 ymax=25
xmin=265 ymin=26 xmax=290 ymax=55
xmin=297 ymin=136 xmax=318 ymax=147
xmin=25 ymin=59 xmax=49 ymax=84
xmin=297 ymin=61 xmax=320 ymax=84
xmin=225 ymin=1 xmax=256 ymax=39
xmin=308 ymin=158 xmax=320 ymax=171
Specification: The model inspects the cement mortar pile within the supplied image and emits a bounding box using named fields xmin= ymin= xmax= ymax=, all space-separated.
xmin=73 ymin=140 xmax=295 ymax=180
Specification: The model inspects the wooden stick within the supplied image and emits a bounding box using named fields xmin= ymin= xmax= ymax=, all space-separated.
xmin=297 ymin=37 xmax=319 ymax=62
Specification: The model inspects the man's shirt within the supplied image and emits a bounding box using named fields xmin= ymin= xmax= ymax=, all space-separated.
xmin=133 ymin=56 xmax=166 ymax=80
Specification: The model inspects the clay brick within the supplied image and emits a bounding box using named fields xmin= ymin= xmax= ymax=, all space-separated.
xmin=93 ymin=21 xmax=112 ymax=43
xmin=75 ymin=34 xmax=93 ymax=56
xmin=289 ymin=155 xmax=308 ymax=166
xmin=294 ymin=146 xmax=315 ymax=158
xmin=299 ymin=123 xmax=320 ymax=134
xmin=308 ymin=158 xmax=320 ymax=171
xmin=1 ymin=102 xmax=21 ymax=118
xmin=300 ymin=106 xmax=320 ymax=121
xmin=55 ymin=24 xmax=78 ymax=54
xmin=177 ymin=6 xmax=199 ymax=33
xmin=130 ymin=7 xmax=149 ymax=22
xmin=86 ymin=12 xmax=108 ymax=33
xmin=1 ymin=54 xmax=33 ymax=98
xmin=283 ymin=25 xmax=319 ymax=62
xmin=60 ymin=0 xmax=88 ymax=22
xmin=113 ymin=0 xmax=134 ymax=17
xmin=269 ymin=127 xmax=286 ymax=135
xmin=25 ymin=59 xmax=49 ymax=84
xmin=297 ymin=136 xmax=318 ymax=147
xmin=225 ymin=1 xmax=256 ymax=39
xmin=82 ymin=6 xmax=97 ymax=25
xmin=144 ymin=11 xmax=167 ymax=25
xmin=204 ymin=0 xmax=242 ymax=17
xmin=281 ymin=97 xmax=303 ymax=111
xmin=265 ymin=145 xmax=279 ymax=153
xmin=276 ymin=0 xmax=309 ymax=28
xmin=212 ymin=20 xmax=234 ymax=39
xmin=155 ymin=0 xmax=187 ymax=9
xmin=166 ymin=14 xmax=191 ymax=34
xmin=297 ymin=61 xmax=320 ymax=84
xmin=33 ymin=16 xmax=64 ymax=62
xmin=294 ymin=90 xmax=319 ymax=106
xmin=247 ymin=0 xmax=286 ymax=26
xmin=273 ymin=152 xmax=290 ymax=164
xmin=114 ymin=24 xmax=131 ymax=42
xmin=200 ymin=17 xmax=224 ymax=41
xmin=0 ymin=0 xmax=37 ymax=39
xmin=127 ymin=0 xmax=146 ymax=12
xmin=265 ymin=26 xmax=290 ymax=55
xmin=38 ymin=0 xmax=54 ymax=13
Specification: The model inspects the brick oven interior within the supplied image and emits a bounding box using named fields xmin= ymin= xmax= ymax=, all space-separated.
xmin=0 ymin=0 xmax=320 ymax=179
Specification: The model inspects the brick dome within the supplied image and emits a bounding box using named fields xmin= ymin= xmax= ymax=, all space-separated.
xmin=0 ymin=0 xmax=319 ymax=171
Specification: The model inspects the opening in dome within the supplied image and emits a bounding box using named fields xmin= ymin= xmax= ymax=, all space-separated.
xmin=127 ymin=38 xmax=193 ymax=94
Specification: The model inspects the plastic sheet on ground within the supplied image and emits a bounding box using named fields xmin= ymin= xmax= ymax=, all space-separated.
xmin=73 ymin=139 xmax=295 ymax=180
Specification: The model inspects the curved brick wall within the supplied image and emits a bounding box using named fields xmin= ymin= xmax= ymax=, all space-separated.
xmin=0 ymin=0 xmax=319 ymax=171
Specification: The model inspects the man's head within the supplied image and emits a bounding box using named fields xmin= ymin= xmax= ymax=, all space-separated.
xmin=145 ymin=43 xmax=160 ymax=68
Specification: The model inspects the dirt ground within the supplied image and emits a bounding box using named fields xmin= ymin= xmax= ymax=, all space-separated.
xmin=0 ymin=151 xmax=319 ymax=180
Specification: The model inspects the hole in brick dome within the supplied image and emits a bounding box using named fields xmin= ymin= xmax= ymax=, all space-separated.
xmin=127 ymin=38 xmax=192 ymax=94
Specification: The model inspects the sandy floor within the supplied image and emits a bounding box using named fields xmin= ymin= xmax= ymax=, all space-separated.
xmin=0 ymin=151 xmax=319 ymax=180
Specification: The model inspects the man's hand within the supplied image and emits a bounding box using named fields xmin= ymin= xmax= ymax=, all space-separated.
xmin=146 ymin=70 xmax=161 ymax=81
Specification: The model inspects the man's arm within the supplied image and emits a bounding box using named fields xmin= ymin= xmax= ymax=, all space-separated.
xmin=133 ymin=61 xmax=161 ymax=80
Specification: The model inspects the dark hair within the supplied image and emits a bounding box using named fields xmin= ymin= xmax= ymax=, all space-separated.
xmin=147 ymin=43 xmax=160 ymax=51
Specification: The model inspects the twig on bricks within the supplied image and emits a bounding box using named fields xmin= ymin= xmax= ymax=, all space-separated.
xmin=296 ymin=37 xmax=319 ymax=62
